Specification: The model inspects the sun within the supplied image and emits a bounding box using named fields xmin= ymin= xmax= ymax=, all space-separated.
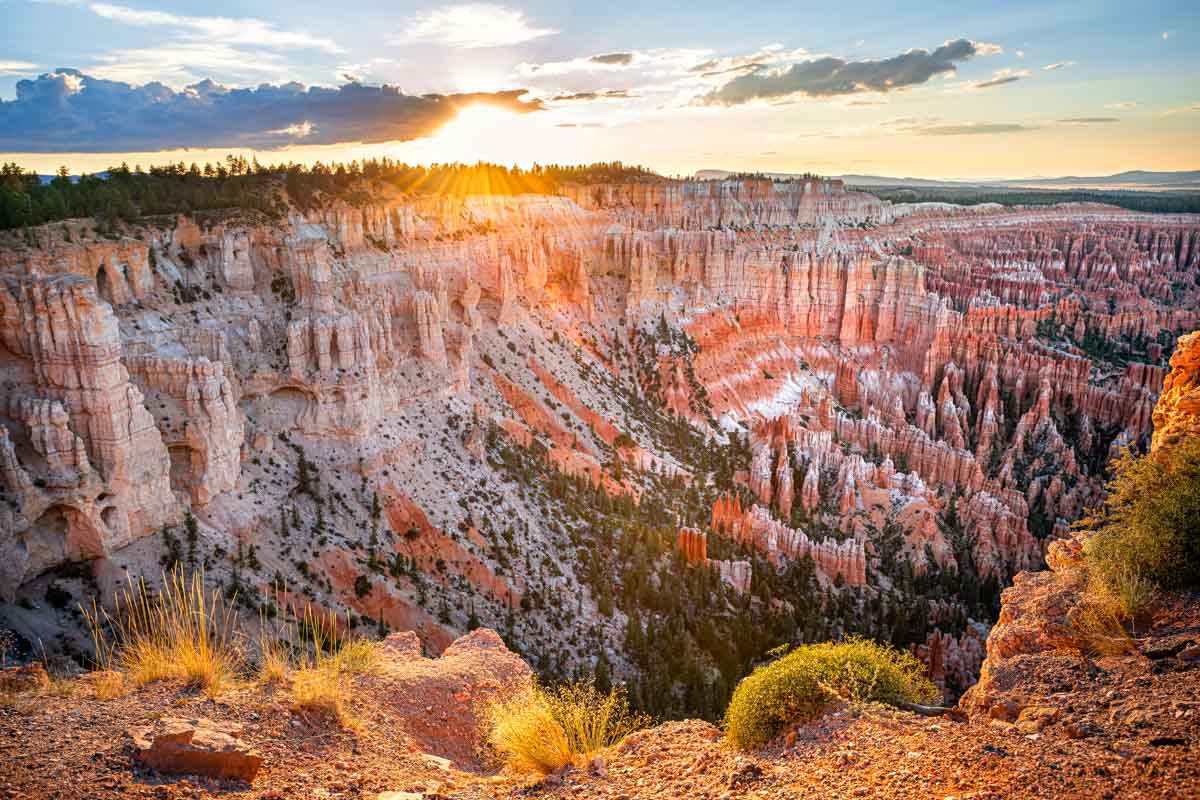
xmin=397 ymin=103 xmax=575 ymax=167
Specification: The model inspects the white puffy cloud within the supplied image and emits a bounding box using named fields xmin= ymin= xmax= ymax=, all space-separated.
xmin=86 ymin=2 xmax=341 ymax=52
xmin=395 ymin=4 xmax=556 ymax=48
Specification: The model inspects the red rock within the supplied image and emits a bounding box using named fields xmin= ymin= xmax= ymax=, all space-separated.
xmin=128 ymin=717 xmax=262 ymax=783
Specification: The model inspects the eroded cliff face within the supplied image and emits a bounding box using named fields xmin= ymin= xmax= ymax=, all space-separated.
xmin=961 ymin=329 xmax=1200 ymax=715
xmin=0 ymin=179 xmax=1195 ymax=701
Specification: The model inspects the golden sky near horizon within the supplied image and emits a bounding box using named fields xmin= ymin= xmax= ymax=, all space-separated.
xmin=3 ymin=2 xmax=1197 ymax=181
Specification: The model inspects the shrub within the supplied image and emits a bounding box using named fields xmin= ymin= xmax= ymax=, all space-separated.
xmin=1078 ymin=439 xmax=1200 ymax=617
xmin=83 ymin=569 xmax=240 ymax=697
xmin=723 ymin=638 xmax=938 ymax=749
xmin=484 ymin=682 xmax=650 ymax=775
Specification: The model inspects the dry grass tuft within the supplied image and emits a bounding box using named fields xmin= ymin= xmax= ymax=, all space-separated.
xmin=83 ymin=568 xmax=241 ymax=697
xmin=484 ymin=681 xmax=649 ymax=775
xmin=93 ymin=670 xmax=126 ymax=701
xmin=292 ymin=666 xmax=356 ymax=727
xmin=255 ymin=595 xmax=376 ymax=727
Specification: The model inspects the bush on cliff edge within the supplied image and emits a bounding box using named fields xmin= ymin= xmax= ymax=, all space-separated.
xmin=723 ymin=637 xmax=938 ymax=749
xmin=1078 ymin=438 xmax=1200 ymax=618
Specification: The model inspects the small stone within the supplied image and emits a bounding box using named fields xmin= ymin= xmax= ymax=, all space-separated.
xmin=1063 ymin=720 xmax=1101 ymax=739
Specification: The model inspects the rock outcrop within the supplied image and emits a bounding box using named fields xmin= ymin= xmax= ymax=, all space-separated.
xmin=961 ymin=328 xmax=1200 ymax=716
xmin=0 ymin=276 xmax=178 ymax=596
xmin=1152 ymin=331 xmax=1200 ymax=453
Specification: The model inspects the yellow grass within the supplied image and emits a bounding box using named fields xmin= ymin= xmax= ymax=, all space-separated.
xmin=292 ymin=665 xmax=354 ymax=726
xmin=485 ymin=684 xmax=573 ymax=774
xmin=255 ymin=592 xmax=377 ymax=726
xmin=484 ymin=682 xmax=649 ymax=775
xmin=93 ymin=670 xmax=125 ymax=700
xmin=83 ymin=568 xmax=241 ymax=697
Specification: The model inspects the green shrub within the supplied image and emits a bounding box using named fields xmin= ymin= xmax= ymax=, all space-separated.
xmin=1079 ymin=438 xmax=1200 ymax=617
xmin=723 ymin=637 xmax=937 ymax=749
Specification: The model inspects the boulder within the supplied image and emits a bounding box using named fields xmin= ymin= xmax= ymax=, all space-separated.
xmin=128 ymin=717 xmax=262 ymax=783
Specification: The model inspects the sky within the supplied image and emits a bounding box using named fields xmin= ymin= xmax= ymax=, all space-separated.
xmin=0 ymin=0 xmax=1197 ymax=179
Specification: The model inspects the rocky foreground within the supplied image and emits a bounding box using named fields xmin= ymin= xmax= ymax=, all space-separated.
xmin=0 ymin=601 xmax=1197 ymax=800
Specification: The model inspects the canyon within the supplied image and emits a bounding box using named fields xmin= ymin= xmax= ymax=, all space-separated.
xmin=0 ymin=176 xmax=1197 ymax=709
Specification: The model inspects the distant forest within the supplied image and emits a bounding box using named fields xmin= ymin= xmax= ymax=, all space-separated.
xmin=0 ymin=158 xmax=668 ymax=231
xmin=4 ymin=157 xmax=1198 ymax=232
xmin=853 ymin=184 xmax=1200 ymax=214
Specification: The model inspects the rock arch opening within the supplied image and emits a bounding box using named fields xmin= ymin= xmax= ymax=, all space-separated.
xmin=23 ymin=505 xmax=72 ymax=574
xmin=167 ymin=444 xmax=195 ymax=494
xmin=96 ymin=266 xmax=112 ymax=305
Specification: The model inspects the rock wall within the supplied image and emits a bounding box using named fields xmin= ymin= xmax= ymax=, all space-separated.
xmin=961 ymin=327 xmax=1200 ymax=715
xmin=0 ymin=276 xmax=178 ymax=596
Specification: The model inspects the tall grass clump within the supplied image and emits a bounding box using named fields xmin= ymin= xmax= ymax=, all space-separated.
xmin=255 ymin=595 xmax=376 ymax=726
xmin=83 ymin=568 xmax=240 ymax=697
xmin=723 ymin=637 xmax=938 ymax=749
xmin=484 ymin=681 xmax=650 ymax=775
xmin=1076 ymin=439 xmax=1200 ymax=620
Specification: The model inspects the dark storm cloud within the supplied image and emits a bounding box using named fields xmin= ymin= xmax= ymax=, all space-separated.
xmin=0 ymin=69 xmax=542 ymax=153
xmin=588 ymin=53 xmax=635 ymax=66
xmin=700 ymin=39 xmax=983 ymax=105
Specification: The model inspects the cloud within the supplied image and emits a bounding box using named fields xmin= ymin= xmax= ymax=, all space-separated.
xmin=921 ymin=123 xmax=1033 ymax=135
xmin=0 ymin=69 xmax=541 ymax=152
xmin=1058 ymin=117 xmax=1119 ymax=125
xmin=685 ymin=44 xmax=814 ymax=79
xmin=589 ymin=53 xmax=634 ymax=66
xmin=85 ymin=2 xmax=341 ymax=52
xmin=885 ymin=118 xmax=1036 ymax=136
xmin=699 ymin=39 xmax=991 ymax=105
xmin=395 ymin=4 xmax=555 ymax=48
xmin=1164 ymin=101 xmax=1200 ymax=115
xmin=30 ymin=2 xmax=346 ymax=86
xmin=0 ymin=60 xmax=39 ymax=75
xmin=964 ymin=68 xmax=1030 ymax=90
xmin=1104 ymin=100 xmax=1137 ymax=110
xmin=550 ymin=89 xmax=636 ymax=101
xmin=85 ymin=42 xmax=299 ymax=86
xmin=518 ymin=49 xmax=697 ymax=77
xmin=1042 ymin=61 xmax=1076 ymax=71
